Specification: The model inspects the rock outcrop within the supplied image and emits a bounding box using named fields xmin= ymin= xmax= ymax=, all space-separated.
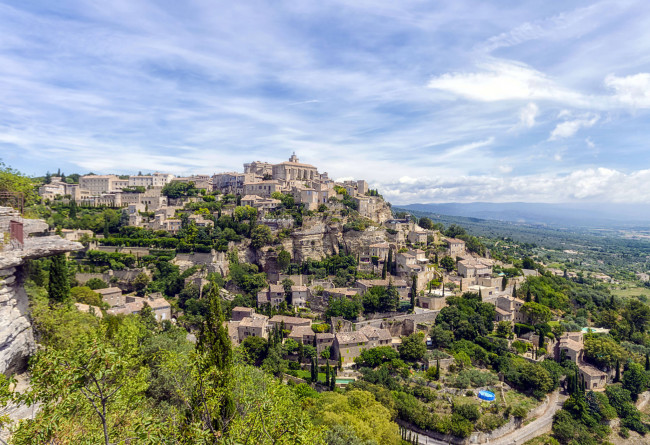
xmin=0 ymin=207 xmax=83 ymax=375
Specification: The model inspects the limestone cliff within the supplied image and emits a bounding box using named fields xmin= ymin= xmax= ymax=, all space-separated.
xmin=0 ymin=207 xmax=82 ymax=375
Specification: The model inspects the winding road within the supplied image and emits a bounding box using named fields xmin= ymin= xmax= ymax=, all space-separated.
xmin=403 ymin=390 xmax=566 ymax=445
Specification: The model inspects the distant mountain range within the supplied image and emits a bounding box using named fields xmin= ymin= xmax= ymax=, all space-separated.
xmin=397 ymin=202 xmax=650 ymax=229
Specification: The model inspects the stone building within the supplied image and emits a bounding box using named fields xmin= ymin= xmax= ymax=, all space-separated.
xmin=271 ymin=153 xmax=320 ymax=182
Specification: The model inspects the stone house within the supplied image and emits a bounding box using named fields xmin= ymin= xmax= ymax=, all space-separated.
xmin=369 ymin=242 xmax=390 ymax=260
xmin=291 ymin=285 xmax=309 ymax=308
xmin=580 ymin=362 xmax=608 ymax=390
xmin=457 ymin=258 xmax=493 ymax=279
xmin=238 ymin=315 xmax=269 ymax=342
xmin=445 ymin=238 xmax=466 ymax=257
xmin=555 ymin=332 xmax=584 ymax=363
xmin=407 ymin=229 xmax=429 ymax=245
xmin=257 ymin=284 xmax=286 ymax=307
xmin=418 ymin=294 xmax=447 ymax=311
xmin=212 ymin=172 xmax=256 ymax=195
xmin=288 ymin=325 xmax=315 ymax=345
xmin=495 ymin=295 xmax=528 ymax=323
xmin=95 ymin=287 xmax=124 ymax=307
xmin=243 ymin=180 xmax=282 ymax=198
xmin=240 ymin=195 xmax=281 ymax=214
xmin=316 ymin=332 xmax=335 ymax=355
xmin=332 ymin=325 xmax=393 ymax=367
xmin=232 ymin=306 xmax=255 ymax=322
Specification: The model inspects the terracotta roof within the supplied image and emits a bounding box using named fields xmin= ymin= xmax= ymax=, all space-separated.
xmin=445 ymin=238 xmax=465 ymax=244
xmin=240 ymin=317 xmax=267 ymax=328
xmin=95 ymin=287 xmax=122 ymax=295
xmin=288 ymin=325 xmax=314 ymax=338
xmin=579 ymin=362 xmax=607 ymax=377
xmin=269 ymin=315 xmax=311 ymax=326
xmin=147 ymin=297 xmax=170 ymax=309
xmin=358 ymin=325 xmax=392 ymax=341
xmin=336 ymin=331 xmax=368 ymax=345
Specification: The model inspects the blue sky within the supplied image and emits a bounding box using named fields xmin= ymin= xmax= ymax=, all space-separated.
xmin=1 ymin=0 xmax=650 ymax=204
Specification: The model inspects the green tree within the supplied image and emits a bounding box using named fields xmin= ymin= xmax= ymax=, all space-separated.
xmin=520 ymin=301 xmax=552 ymax=326
xmin=410 ymin=275 xmax=417 ymax=313
xmin=277 ymin=249 xmax=291 ymax=272
xmin=70 ymin=286 xmax=103 ymax=307
xmin=250 ymin=224 xmax=273 ymax=249
xmin=48 ymin=253 xmax=70 ymax=304
xmin=398 ymin=332 xmax=426 ymax=362
xmin=0 ymin=161 xmax=37 ymax=205
xmin=622 ymin=362 xmax=648 ymax=401
xmin=308 ymin=390 xmax=401 ymax=445
xmin=194 ymin=280 xmax=235 ymax=435
xmin=86 ymin=278 xmax=108 ymax=290
xmin=440 ymin=256 xmax=455 ymax=272
xmin=132 ymin=272 xmax=150 ymax=296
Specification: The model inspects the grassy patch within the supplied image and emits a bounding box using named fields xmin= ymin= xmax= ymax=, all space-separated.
xmin=610 ymin=286 xmax=650 ymax=299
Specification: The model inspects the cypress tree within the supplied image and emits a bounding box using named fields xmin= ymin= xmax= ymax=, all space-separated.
xmin=502 ymin=275 xmax=508 ymax=291
xmin=338 ymin=355 xmax=343 ymax=370
xmin=310 ymin=357 xmax=316 ymax=383
xmin=382 ymin=259 xmax=387 ymax=280
xmin=434 ymin=252 xmax=438 ymax=264
xmin=615 ymin=359 xmax=620 ymax=382
xmin=325 ymin=360 xmax=330 ymax=387
xmin=48 ymin=253 xmax=70 ymax=303
xmin=435 ymin=358 xmax=440 ymax=380
xmin=69 ymin=200 xmax=77 ymax=219
xmin=525 ymin=289 xmax=532 ymax=302
xmin=645 ymin=354 xmax=649 ymax=372
xmin=330 ymin=366 xmax=336 ymax=390
xmin=196 ymin=280 xmax=234 ymax=431
xmin=512 ymin=284 xmax=517 ymax=299
xmin=410 ymin=275 xmax=417 ymax=313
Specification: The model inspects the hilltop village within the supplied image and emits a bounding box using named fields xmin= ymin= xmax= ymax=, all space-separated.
xmin=31 ymin=155 xmax=603 ymax=383
xmin=2 ymin=154 xmax=649 ymax=444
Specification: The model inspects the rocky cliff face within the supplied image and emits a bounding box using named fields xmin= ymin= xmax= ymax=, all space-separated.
xmin=0 ymin=207 xmax=83 ymax=375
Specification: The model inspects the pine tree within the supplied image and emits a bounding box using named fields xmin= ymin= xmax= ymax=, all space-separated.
xmin=48 ymin=253 xmax=70 ymax=303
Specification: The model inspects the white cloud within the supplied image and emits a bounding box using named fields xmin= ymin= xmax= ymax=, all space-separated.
xmin=377 ymin=167 xmax=650 ymax=204
xmin=605 ymin=73 xmax=650 ymax=108
xmin=518 ymin=102 xmax=539 ymax=128
xmin=549 ymin=114 xmax=599 ymax=140
xmin=427 ymin=59 xmax=589 ymax=106
xmin=586 ymin=137 xmax=595 ymax=149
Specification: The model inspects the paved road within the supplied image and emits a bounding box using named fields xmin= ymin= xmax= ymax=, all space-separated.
xmin=489 ymin=390 xmax=565 ymax=445
xmin=401 ymin=390 xmax=566 ymax=445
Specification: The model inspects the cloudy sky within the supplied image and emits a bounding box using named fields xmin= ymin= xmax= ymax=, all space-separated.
xmin=1 ymin=0 xmax=650 ymax=204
